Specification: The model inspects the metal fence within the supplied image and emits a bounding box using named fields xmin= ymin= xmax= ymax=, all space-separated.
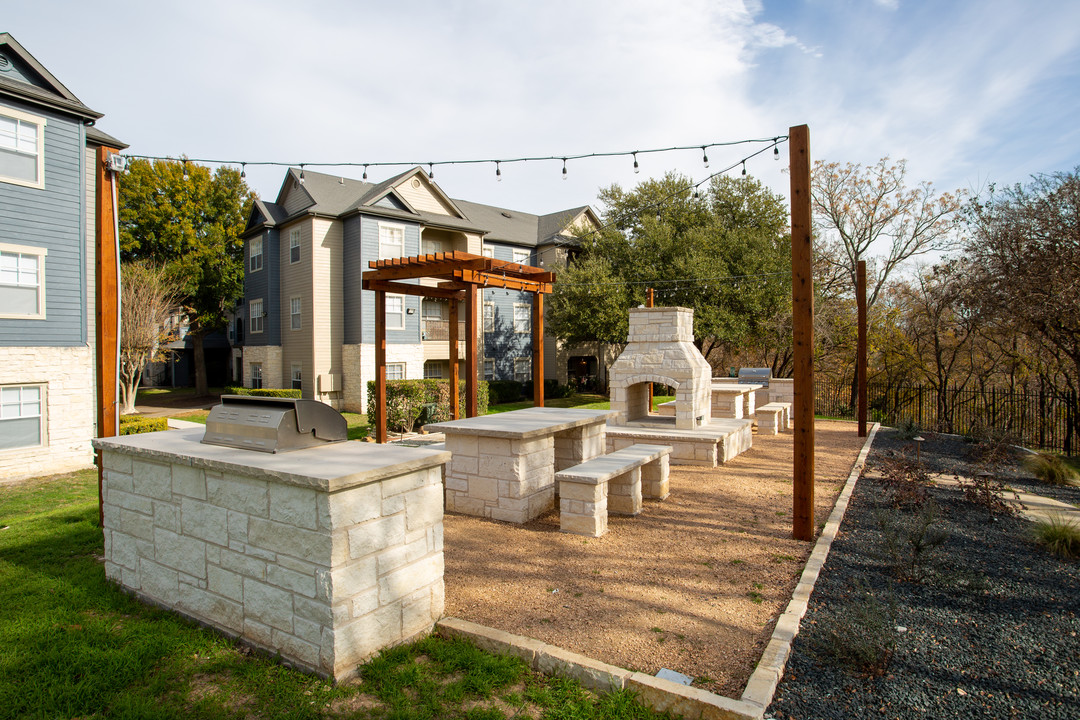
xmin=815 ymin=379 xmax=1078 ymax=454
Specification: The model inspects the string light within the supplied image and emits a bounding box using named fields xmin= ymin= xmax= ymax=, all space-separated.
xmin=774 ymin=144 xmax=780 ymax=160
xmin=362 ymin=164 xmax=368 ymax=180
xmin=240 ymin=162 xmax=246 ymax=179
xmin=702 ymin=147 xmax=709 ymax=168
xmin=182 ymin=159 xmax=188 ymax=181
xmin=561 ymin=158 xmax=567 ymax=180
xmin=633 ymin=152 xmax=639 ymax=174
xmin=741 ymin=161 xmax=747 ymax=177
xmin=299 ymin=164 xmax=306 ymax=184
xmin=428 ymin=163 xmax=434 ymax=179
xmin=495 ymin=161 xmax=502 ymax=182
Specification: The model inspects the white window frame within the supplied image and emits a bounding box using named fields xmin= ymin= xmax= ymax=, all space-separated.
xmin=0 ymin=383 xmax=45 ymax=451
xmin=422 ymin=237 xmax=443 ymax=255
xmin=483 ymin=359 xmax=494 ymax=381
xmin=250 ymin=363 xmax=263 ymax=389
xmin=386 ymin=362 xmax=406 ymax=380
xmin=0 ymin=107 xmax=46 ymax=189
xmin=249 ymin=236 xmax=263 ymax=272
xmin=0 ymin=242 xmax=47 ymax=319
xmin=514 ymin=357 xmax=532 ymax=383
xmin=385 ymin=294 xmax=404 ymax=330
xmin=424 ymin=361 xmax=444 ymax=379
xmin=289 ymin=228 xmax=301 ymax=264
xmin=482 ymin=245 xmax=494 ymax=258
xmin=290 ymin=296 xmax=301 ymax=330
xmin=379 ymin=223 xmax=406 ymax=259
xmin=512 ymin=248 xmax=530 ymax=265
xmin=513 ymin=303 xmax=530 ymax=334
xmin=483 ymin=302 xmax=494 ymax=333
xmin=291 ymin=363 xmax=302 ymax=390
xmin=249 ymin=298 xmax=264 ymax=334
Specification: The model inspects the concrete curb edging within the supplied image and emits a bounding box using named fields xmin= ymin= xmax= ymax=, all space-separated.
xmin=437 ymin=617 xmax=763 ymax=720
xmin=738 ymin=422 xmax=881 ymax=713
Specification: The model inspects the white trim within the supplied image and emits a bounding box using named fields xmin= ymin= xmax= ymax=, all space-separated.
xmin=290 ymin=295 xmax=301 ymax=330
xmin=0 ymin=382 xmax=46 ymax=451
xmin=249 ymin=298 xmax=264 ymax=333
xmin=378 ymin=222 xmax=407 ymax=259
xmin=385 ymin=293 xmax=405 ymax=330
xmin=250 ymin=362 xmax=263 ymax=389
xmin=289 ymin=227 xmax=301 ymax=264
xmin=0 ymin=106 xmax=46 ymax=189
xmin=0 ymin=242 xmax=47 ymax=319
xmin=514 ymin=357 xmax=532 ymax=383
xmin=513 ymin=302 xmax=530 ymax=334
xmin=483 ymin=358 xmax=494 ymax=381
xmin=386 ymin=362 xmax=406 ymax=380
xmin=249 ymin=236 xmax=263 ymax=272
xmin=512 ymin=247 xmax=530 ymax=265
xmin=483 ymin=301 xmax=494 ymax=333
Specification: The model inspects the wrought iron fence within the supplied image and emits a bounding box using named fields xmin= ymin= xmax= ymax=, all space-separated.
xmin=815 ymin=378 xmax=1078 ymax=454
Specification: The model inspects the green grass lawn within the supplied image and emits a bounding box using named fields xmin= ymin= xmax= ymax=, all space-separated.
xmin=0 ymin=471 xmax=670 ymax=719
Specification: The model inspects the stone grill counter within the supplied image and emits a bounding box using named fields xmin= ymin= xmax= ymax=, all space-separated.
xmin=93 ymin=429 xmax=450 ymax=681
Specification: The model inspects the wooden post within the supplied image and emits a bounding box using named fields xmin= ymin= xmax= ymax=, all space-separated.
xmin=449 ymin=298 xmax=460 ymax=419
xmin=533 ymin=292 xmax=545 ymax=407
xmin=95 ymin=146 xmax=121 ymax=527
xmin=466 ymin=284 xmax=478 ymax=417
xmin=857 ymin=260 xmax=868 ymax=437
xmin=646 ymin=287 xmax=654 ymax=412
xmin=789 ymin=124 xmax=815 ymax=542
xmin=375 ymin=290 xmax=387 ymax=443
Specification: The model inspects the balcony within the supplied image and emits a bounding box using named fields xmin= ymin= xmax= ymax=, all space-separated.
xmin=422 ymin=318 xmax=467 ymax=341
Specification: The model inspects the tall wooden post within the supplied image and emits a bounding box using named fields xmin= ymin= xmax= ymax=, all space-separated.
xmin=466 ymin=284 xmax=478 ymax=417
xmin=646 ymin=287 xmax=654 ymax=411
xmin=857 ymin=260 xmax=868 ymax=437
xmin=375 ymin=290 xmax=387 ymax=443
xmin=532 ymin=292 xmax=545 ymax=407
xmin=789 ymin=124 xmax=815 ymax=542
xmin=449 ymin=298 xmax=460 ymax=419
xmin=95 ymin=146 xmax=121 ymax=527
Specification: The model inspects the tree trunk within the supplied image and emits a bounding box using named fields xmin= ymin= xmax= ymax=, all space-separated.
xmin=192 ymin=330 xmax=209 ymax=397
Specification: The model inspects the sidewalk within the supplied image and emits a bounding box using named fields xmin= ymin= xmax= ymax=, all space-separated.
xmin=931 ymin=473 xmax=1080 ymax=525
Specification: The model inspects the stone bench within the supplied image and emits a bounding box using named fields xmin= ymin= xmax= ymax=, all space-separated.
xmin=557 ymin=444 xmax=673 ymax=537
xmin=656 ymin=400 xmax=676 ymax=416
xmin=756 ymin=402 xmax=790 ymax=435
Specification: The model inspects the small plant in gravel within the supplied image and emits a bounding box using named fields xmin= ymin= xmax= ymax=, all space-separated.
xmin=958 ymin=471 xmax=1021 ymax=518
xmin=875 ymin=500 xmax=949 ymax=582
xmin=1025 ymin=452 xmax=1080 ymax=486
xmin=810 ymin=585 xmax=897 ymax=676
xmin=897 ymin=417 xmax=921 ymax=440
xmin=875 ymin=454 xmax=932 ymax=508
xmin=1032 ymin=514 xmax=1080 ymax=559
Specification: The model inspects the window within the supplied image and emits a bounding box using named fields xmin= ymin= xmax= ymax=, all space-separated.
xmin=249 ymin=236 xmax=263 ymax=272
xmin=289 ymin=228 xmax=301 ymax=263
xmin=290 ymin=296 xmax=301 ymax=330
xmin=513 ymin=303 xmax=530 ymax=334
xmin=422 ymin=238 xmax=443 ymax=255
xmin=387 ymin=363 xmax=405 ymax=380
xmin=424 ymin=361 xmax=443 ymax=379
xmin=512 ymin=248 xmax=530 ymax=265
xmin=0 ymin=243 xmax=46 ymax=318
xmin=291 ymin=363 xmax=302 ymax=390
xmin=250 ymin=363 xmax=262 ymax=389
xmin=0 ymin=108 xmax=46 ymax=188
xmin=483 ymin=359 xmax=494 ymax=381
xmin=483 ymin=302 xmax=494 ymax=333
xmin=379 ymin=224 xmax=405 ymax=259
xmin=385 ymin=294 xmax=404 ymax=329
xmin=249 ymin=298 xmax=264 ymax=333
xmin=482 ymin=245 xmax=494 ymax=258
xmin=514 ymin=357 xmax=531 ymax=383
xmin=0 ymin=384 xmax=44 ymax=450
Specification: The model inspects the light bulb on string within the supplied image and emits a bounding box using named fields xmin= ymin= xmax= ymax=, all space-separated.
xmin=774 ymin=144 xmax=780 ymax=160
xmin=561 ymin=158 xmax=567 ymax=180
xmin=182 ymin=160 xmax=188 ymax=181
xmin=633 ymin=152 xmax=639 ymax=174
xmin=428 ymin=163 xmax=435 ymax=179
xmin=240 ymin=162 xmax=246 ymax=179
xmin=362 ymin=164 xmax=368 ymax=180
xmin=496 ymin=161 xmax=502 ymax=182
xmin=741 ymin=161 xmax=746 ymax=177
xmin=299 ymin=164 xmax=306 ymax=184
xmin=702 ymin=147 xmax=709 ymax=168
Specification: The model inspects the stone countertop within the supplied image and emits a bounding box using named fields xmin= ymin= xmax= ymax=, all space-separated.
xmin=93 ymin=429 xmax=450 ymax=493
xmin=710 ymin=383 xmax=763 ymax=393
xmin=423 ymin=407 xmax=617 ymax=440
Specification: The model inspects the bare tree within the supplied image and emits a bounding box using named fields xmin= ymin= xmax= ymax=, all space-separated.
xmin=120 ymin=260 xmax=182 ymax=414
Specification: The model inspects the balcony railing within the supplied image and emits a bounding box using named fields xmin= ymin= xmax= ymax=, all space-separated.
xmin=422 ymin=319 xmax=467 ymax=341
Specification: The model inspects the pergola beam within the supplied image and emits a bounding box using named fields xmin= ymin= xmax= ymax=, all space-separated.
xmin=361 ymin=278 xmax=465 ymax=300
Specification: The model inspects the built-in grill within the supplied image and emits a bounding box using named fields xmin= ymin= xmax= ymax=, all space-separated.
xmin=202 ymin=396 xmax=348 ymax=453
xmin=737 ymin=368 xmax=771 ymax=387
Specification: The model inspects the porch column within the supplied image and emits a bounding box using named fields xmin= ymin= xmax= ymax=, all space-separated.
xmin=533 ymin=292 xmax=545 ymax=407
xmin=375 ymin=290 xmax=387 ymax=443
xmin=449 ymin=298 xmax=460 ymax=419
xmin=466 ymin=284 xmax=478 ymax=417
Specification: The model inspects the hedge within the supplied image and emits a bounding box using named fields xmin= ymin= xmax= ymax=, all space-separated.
xmin=366 ymin=379 xmax=490 ymax=433
xmin=487 ymin=380 xmax=523 ymax=404
xmin=522 ymin=379 xmax=575 ymax=400
xmin=223 ymin=387 xmax=302 ymax=398
xmin=119 ymin=416 xmax=169 ymax=435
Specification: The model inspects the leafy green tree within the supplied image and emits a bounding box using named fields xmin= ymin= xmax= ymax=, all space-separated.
xmin=549 ymin=173 xmax=791 ymax=372
xmin=119 ymin=158 xmax=255 ymax=396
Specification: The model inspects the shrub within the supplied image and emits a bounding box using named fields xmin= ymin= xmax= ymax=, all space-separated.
xmin=810 ymin=584 xmax=897 ymax=675
xmin=119 ymin=416 xmax=169 ymax=435
xmin=875 ymin=500 xmax=949 ymax=582
xmin=896 ymin=418 xmax=921 ymax=440
xmin=875 ymin=455 xmax=932 ymax=508
xmin=487 ymin=380 xmax=523 ymax=404
xmin=1032 ymin=514 xmax=1080 ymax=559
xmin=1025 ymin=452 xmax=1080 ymax=487
xmin=223 ymin=387 xmax=302 ymax=398
xmin=522 ymin=379 xmax=574 ymax=400
xmin=958 ymin=471 xmax=1020 ymax=517
xmin=366 ymin=379 xmax=489 ymax=433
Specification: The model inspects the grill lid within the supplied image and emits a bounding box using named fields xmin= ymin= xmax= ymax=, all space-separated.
xmin=202 ymin=395 xmax=348 ymax=453
xmin=737 ymin=368 xmax=771 ymax=386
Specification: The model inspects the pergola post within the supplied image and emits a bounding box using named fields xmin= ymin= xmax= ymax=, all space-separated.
xmin=857 ymin=260 xmax=868 ymax=437
xmin=95 ymin=145 xmax=121 ymax=528
xmin=532 ymin=292 xmax=545 ymax=407
xmin=790 ymin=123 xmax=815 ymax=542
xmin=449 ymin=298 xmax=460 ymax=419
xmin=375 ymin=289 xmax=387 ymax=443
xmin=465 ymin=283 xmax=478 ymax=417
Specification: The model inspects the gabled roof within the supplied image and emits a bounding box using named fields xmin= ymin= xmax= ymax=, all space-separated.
xmin=354 ymin=166 xmax=468 ymax=219
xmin=85 ymin=125 xmax=129 ymax=150
xmin=246 ymin=198 xmax=289 ymax=232
xmin=0 ymin=33 xmax=102 ymax=121
xmin=537 ymin=206 xmax=599 ymax=244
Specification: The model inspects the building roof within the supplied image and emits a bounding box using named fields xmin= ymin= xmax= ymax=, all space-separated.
xmin=85 ymin=125 xmax=129 ymax=150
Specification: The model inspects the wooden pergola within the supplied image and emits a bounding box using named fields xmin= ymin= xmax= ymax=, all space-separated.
xmin=361 ymin=251 xmax=555 ymax=443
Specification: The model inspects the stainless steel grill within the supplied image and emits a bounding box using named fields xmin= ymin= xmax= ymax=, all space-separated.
xmin=202 ymin=395 xmax=348 ymax=453
xmin=737 ymin=368 xmax=771 ymax=387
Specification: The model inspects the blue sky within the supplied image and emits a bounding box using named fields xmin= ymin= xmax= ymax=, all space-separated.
xmin=5 ymin=0 xmax=1079 ymax=219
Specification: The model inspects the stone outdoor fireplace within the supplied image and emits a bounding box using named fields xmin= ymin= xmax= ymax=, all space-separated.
xmin=608 ymin=307 xmax=712 ymax=429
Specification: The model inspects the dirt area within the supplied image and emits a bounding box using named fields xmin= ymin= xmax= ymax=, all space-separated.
xmin=443 ymin=420 xmax=867 ymax=698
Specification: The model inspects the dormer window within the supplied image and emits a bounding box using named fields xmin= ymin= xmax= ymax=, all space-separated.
xmin=0 ymin=107 xmax=46 ymax=189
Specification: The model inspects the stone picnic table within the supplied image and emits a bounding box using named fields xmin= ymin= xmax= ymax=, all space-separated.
xmin=710 ymin=382 xmax=764 ymax=419
xmin=425 ymin=407 xmax=616 ymax=524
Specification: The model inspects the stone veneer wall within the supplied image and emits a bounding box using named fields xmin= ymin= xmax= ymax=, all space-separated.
xmin=0 ymin=345 xmax=95 ymax=482
xmin=341 ymin=343 xmax=426 ymax=413
xmin=767 ymin=378 xmax=794 ymax=405
xmin=97 ymin=433 xmax=447 ymax=680
xmin=243 ymin=345 xmax=283 ymax=389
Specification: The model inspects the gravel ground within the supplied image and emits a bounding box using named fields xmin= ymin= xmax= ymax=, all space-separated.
xmin=444 ymin=421 xmax=867 ymax=698
xmin=768 ymin=428 xmax=1080 ymax=720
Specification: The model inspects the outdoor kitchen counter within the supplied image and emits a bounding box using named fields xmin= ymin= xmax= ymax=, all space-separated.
xmin=425 ymin=408 xmax=616 ymax=524
xmin=93 ymin=428 xmax=450 ymax=493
